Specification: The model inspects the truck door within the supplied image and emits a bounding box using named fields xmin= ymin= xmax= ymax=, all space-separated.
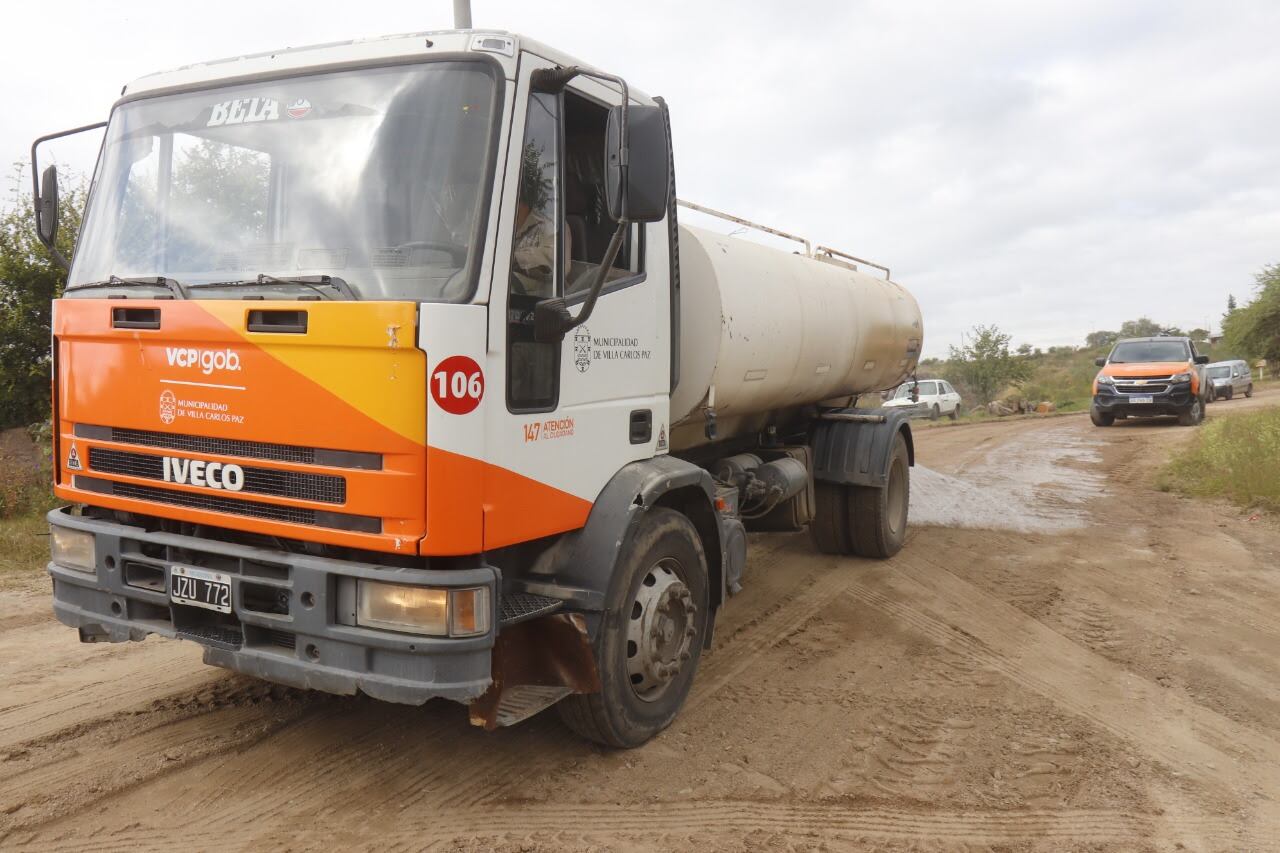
xmin=482 ymin=54 xmax=672 ymax=551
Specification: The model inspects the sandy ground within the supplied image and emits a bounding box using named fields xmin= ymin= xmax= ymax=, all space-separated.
xmin=2 ymin=389 xmax=1279 ymax=851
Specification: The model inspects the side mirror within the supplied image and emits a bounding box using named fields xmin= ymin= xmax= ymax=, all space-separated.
xmin=1194 ymin=354 xmax=1209 ymax=365
xmin=1094 ymin=357 xmax=1106 ymax=367
xmin=910 ymin=384 xmax=919 ymax=403
xmin=36 ymin=164 xmax=59 ymax=247
xmin=605 ymin=104 xmax=671 ymax=224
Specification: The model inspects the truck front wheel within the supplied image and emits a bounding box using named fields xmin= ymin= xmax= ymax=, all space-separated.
xmin=1090 ymin=406 xmax=1115 ymax=427
xmin=557 ymin=508 xmax=708 ymax=748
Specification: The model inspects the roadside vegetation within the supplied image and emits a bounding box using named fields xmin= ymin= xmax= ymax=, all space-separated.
xmin=1158 ymin=407 xmax=1280 ymax=513
xmin=0 ymin=424 xmax=55 ymax=580
xmin=920 ymin=315 xmax=1261 ymax=415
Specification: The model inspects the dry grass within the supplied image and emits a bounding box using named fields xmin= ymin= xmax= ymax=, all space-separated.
xmin=0 ymin=511 xmax=50 ymax=580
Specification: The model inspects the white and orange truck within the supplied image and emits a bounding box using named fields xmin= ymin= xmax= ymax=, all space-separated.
xmin=32 ymin=22 xmax=922 ymax=746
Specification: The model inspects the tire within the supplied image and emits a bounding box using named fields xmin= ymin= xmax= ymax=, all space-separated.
xmin=930 ymin=404 xmax=940 ymax=421
xmin=1246 ymin=384 xmax=1253 ymax=398
xmin=557 ymin=508 xmax=708 ymax=748
xmin=847 ymin=434 xmax=910 ymax=559
xmin=1226 ymin=387 xmax=1234 ymax=401
xmin=1177 ymin=396 xmax=1204 ymax=427
xmin=1090 ymin=406 xmax=1115 ymax=427
xmin=947 ymin=405 xmax=958 ymax=421
xmin=811 ymin=481 xmax=851 ymax=555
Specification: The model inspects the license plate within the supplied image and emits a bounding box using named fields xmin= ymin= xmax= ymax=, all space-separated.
xmin=1130 ymin=395 xmax=1154 ymax=404
xmin=170 ymin=565 xmax=232 ymax=614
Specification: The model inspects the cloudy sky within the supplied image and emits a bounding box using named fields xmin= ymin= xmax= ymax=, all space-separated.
xmin=5 ymin=0 xmax=1278 ymax=356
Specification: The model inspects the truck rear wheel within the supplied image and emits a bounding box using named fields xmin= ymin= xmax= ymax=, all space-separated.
xmin=811 ymin=482 xmax=851 ymax=555
xmin=557 ymin=508 xmax=708 ymax=748
xmin=847 ymin=433 xmax=910 ymax=558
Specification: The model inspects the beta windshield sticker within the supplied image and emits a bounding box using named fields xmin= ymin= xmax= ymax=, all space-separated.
xmin=207 ymin=97 xmax=280 ymax=126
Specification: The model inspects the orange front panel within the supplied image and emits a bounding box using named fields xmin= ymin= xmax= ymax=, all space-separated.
xmin=53 ymin=298 xmax=426 ymax=554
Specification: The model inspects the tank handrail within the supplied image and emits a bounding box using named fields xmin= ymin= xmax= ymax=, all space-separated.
xmin=676 ymin=200 xmax=811 ymax=257
xmin=675 ymin=199 xmax=893 ymax=280
xmin=814 ymin=245 xmax=891 ymax=281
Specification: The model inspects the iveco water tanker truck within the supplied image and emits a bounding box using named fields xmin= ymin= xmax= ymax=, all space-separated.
xmin=32 ymin=23 xmax=922 ymax=746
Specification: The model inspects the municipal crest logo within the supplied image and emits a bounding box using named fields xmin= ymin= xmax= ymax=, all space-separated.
xmin=573 ymin=326 xmax=592 ymax=374
xmin=159 ymin=389 xmax=178 ymax=425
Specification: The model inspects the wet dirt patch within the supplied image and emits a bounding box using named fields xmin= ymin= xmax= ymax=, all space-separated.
xmin=910 ymin=425 xmax=1105 ymax=532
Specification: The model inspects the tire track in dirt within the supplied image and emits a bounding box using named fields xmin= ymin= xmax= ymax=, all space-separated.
xmin=17 ymin=802 xmax=1257 ymax=851
xmin=844 ymin=554 xmax=1280 ymax=805
xmin=0 ymin=648 xmax=222 ymax=751
xmin=0 ymin=699 xmax=307 ymax=836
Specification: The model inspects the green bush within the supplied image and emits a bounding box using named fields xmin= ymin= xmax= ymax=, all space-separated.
xmin=1159 ymin=408 xmax=1280 ymax=512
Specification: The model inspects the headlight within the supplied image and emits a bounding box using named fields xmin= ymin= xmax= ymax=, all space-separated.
xmin=356 ymin=581 xmax=490 ymax=637
xmin=1096 ymin=374 xmax=1114 ymax=385
xmin=50 ymin=525 xmax=95 ymax=573
xmin=1171 ymin=372 xmax=1191 ymax=383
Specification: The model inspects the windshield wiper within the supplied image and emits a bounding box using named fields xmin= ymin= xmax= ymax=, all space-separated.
xmin=70 ymin=275 xmax=188 ymax=299
xmin=187 ymin=274 xmax=358 ymax=301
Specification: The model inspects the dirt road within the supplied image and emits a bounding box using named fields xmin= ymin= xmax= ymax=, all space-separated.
xmin=3 ymin=391 xmax=1279 ymax=851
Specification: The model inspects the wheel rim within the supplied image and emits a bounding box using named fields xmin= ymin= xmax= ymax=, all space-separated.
xmin=626 ymin=558 xmax=697 ymax=703
xmin=886 ymin=455 xmax=907 ymax=535
xmin=1192 ymin=399 xmax=1202 ymax=420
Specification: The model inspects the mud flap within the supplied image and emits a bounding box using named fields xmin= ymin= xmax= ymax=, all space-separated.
xmin=468 ymin=612 xmax=601 ymax=730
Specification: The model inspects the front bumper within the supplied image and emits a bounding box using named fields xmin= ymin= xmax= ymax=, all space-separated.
xmin=1093 ymin=381 xmax=1196 ymax=417
xmin=47 ymin=508 xmax=503 ymax=704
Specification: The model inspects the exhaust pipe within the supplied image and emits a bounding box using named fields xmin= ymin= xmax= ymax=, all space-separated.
xmin=454 ymin=0 xmax=472 ymax=28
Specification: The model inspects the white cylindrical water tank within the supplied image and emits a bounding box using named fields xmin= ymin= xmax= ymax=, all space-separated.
xmin=670 ymin=224 xmax=922 ymax=450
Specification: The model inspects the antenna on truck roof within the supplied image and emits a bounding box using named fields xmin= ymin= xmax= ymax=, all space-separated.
xmin=454 ymin=0 xmax=472 ymax=28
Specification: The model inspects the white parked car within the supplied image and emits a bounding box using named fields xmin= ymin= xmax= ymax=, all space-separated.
xmin=882 ymin=380 xmax=963 ymax=420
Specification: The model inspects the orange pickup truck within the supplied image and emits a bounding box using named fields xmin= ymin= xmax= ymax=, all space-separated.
xmin=1091 ymin=336 xmax=1210 ymax=427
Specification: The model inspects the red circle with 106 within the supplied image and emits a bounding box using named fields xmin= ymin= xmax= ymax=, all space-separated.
xmin=430 ymin=355 xmax=485 ymax=415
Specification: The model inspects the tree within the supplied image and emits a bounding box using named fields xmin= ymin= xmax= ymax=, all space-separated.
xmin=1188 ymin=328 xmax=1210 ymax=343
xmin=0 ymin=168 xmax=85 ymax=429
xmin=1227 ymin=294 xmax=1237 ymax=313
xmin=1085 ymin=330 xmax=1118 ymax=349
xmin=1118 ymin=317 xmax=1163 ymax=338
xmin=1223 ymin=264 xmax=1280 ymax=365
xmin=945 ymin=325 xmax=1032 ymax=405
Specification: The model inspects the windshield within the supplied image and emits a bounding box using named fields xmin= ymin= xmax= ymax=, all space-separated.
xmin=71 ymin=61 xmax=498 ymax=301
xmin=1206 ymin=366 xmax=1231 ymax=379
xmin=1108 ymin=340 xmax=1190 ymax=364
xmin=893 ymin=383 xmax=918 ymax=399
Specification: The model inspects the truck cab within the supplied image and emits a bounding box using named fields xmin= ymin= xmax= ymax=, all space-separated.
xmin=1091 ymin=336 xmax=1210 ymax=426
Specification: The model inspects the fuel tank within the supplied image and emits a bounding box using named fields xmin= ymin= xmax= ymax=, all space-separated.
xmin=670 ymin=224 xmax=922 ymax=451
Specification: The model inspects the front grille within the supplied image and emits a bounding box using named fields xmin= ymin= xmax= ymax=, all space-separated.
xmin=114 ymin=481 xmax=318 ymax=525
xmin=74 ymin=476 xmax=381 ymax=533
xmin=89 ymin=447 xmax=346 ymax=504
xmin=1113 ymin=374 xmax=1177 ymax=395
xmin=75 ymin=424 xmax=380 ymax=470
